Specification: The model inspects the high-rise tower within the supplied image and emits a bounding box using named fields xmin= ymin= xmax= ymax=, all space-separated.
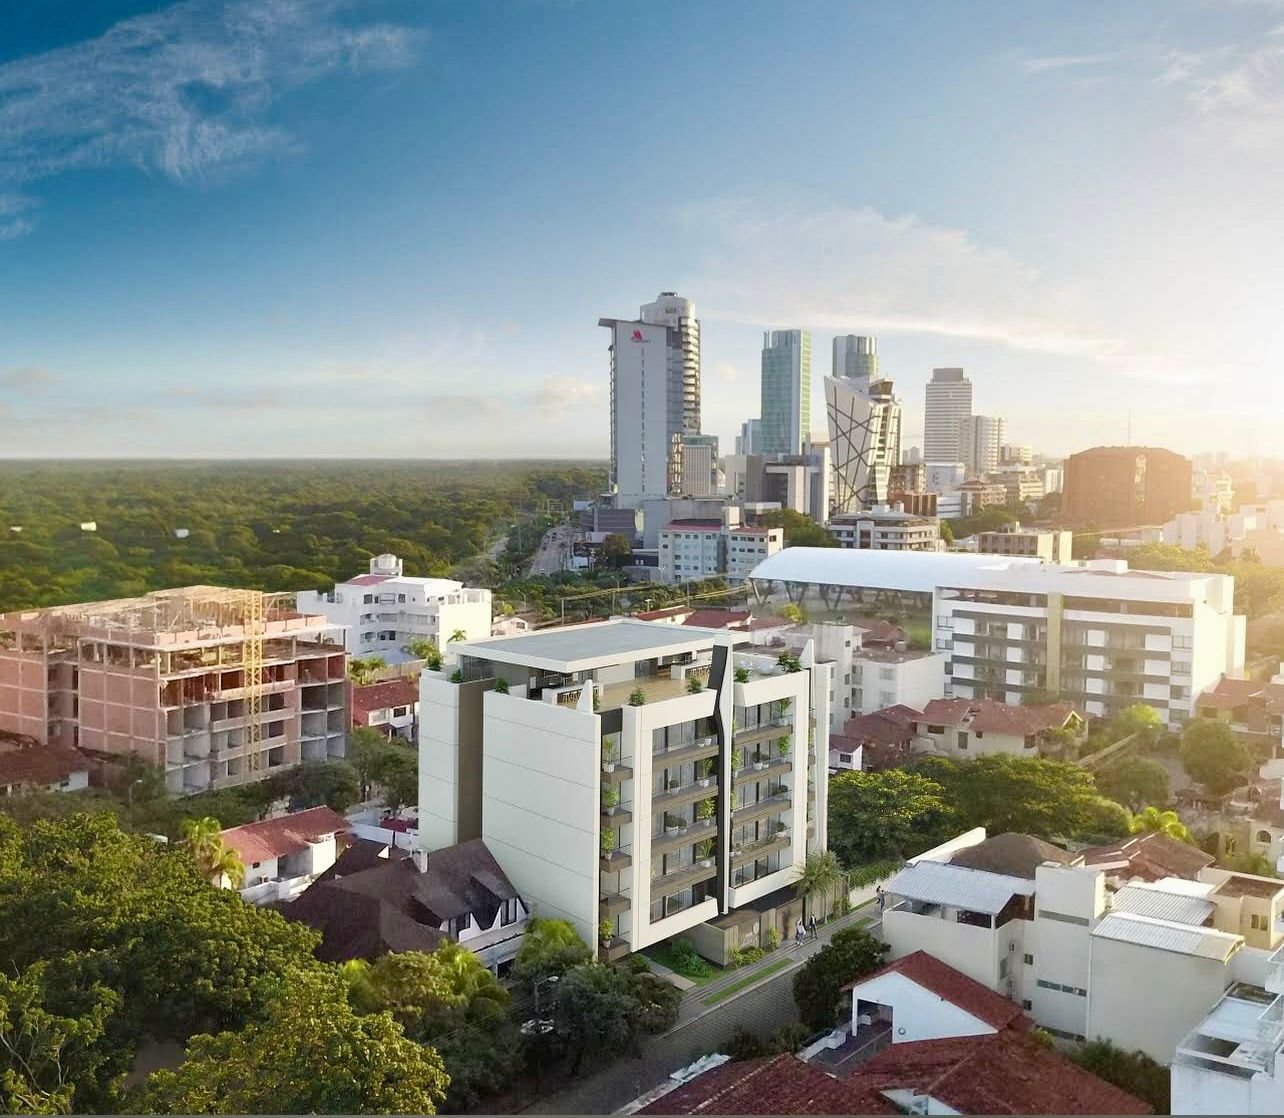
xmin=923 ymin=368 xmax=973 ymax=463
xmin=760 ymin=329 xmax=812 ymax=456
xmin=832 ymin=335 xmax=878 ymax=386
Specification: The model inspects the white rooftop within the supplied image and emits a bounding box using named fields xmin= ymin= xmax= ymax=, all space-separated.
xmin=886 ymin=859 xmax=1034 ymax=916
xmin=1092 ymin=911 xmax=1242 ymax=961
xmin=1112 ymin=884 xmax=1216 ymax=926
xmin=451 ymin=618 xmax=730 ymax=672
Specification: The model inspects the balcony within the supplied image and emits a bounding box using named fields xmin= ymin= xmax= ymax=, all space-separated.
xmin=651 ymin=817 xmax=717 ymax=857
xmin=732 ymin=792 xmax=791 ymax=827
xmin=599 ymin=936 xmax=630 ymax=963
xmin=1267 ymin=943 xmax=1284 ymax=997
xmin=601 ymin=806 xmax=632 ymax=829
xmin=731 ymin=833 xmax=790 ymax=868
xmin=733 ymin=719 xmax=791 ymax=748
xmin=599 ymin=892 xmax=631 ymax=918
xmin=653 ymin=736 xmax=720 ymax=770
xmin=650 ymin=860 xmax=717 ymax=901
xmin=733 ymin=757 xmax=791 ymax=785
xmin=600 ymin=847 xmax=632 ymax=874
xmin=601 ymin=762 xmax=633 ymax=786
xmin=653 ymin=776 xmax=719 ymax=813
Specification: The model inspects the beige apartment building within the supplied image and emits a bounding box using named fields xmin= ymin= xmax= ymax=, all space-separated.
xmin=0 ymin=586 xmax=348 ymax=794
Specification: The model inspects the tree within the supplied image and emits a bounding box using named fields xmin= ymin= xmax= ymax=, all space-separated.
xmin=1129 ymin=806 xmax=1192 ymax=842
xmin=349 ymin=726 xmax=395 ymax=802
xmin=601 ymin=533 xmax=633 ymax=569
xmin=758 ymin=509 xmax=836 ymax=548
xmin=348 ymin=944 xmax=519 ymax=1112
xmin=792 ymin=926 xmax=887 ymax=1032
xmin=271 ymin=759 xmax=360 ymax=811
xmin=404 ymin=638 xmax=442 ymax=669
xmin=511 ymin=917 xmax=592 ymax=994
xmin=779 ymin=603 xmax=806 ymax=624
xmin=179 ymin=816 xmax=245 ymax=888
xmin=827 ymin=769 xmax=957 ymax=866
xmin=1094 ymin=758 xmax=1170 ymax=812
xmin=348 ymin=656 xmax=387 ymax=686
xmin=141 ymin=967 xmax=448 ymax=1115
xmin=794 ymin=851 xmax=845 ymax=920
xmin=939 ymin=519 xmax=955 ymax=546
xmin=1181 ymin=719 xmax=1253 ymax=795
xmin=1072 ymin=1039 xmax=1169 ymax=1114
xmin=448 ymin=628 xmax=468 ymax=644
xmin=1108 ymin=703 xmax=1164 ymax=747
xmin=553 ymin=963 xmax=676 ymax=1074
xmin=379 ymin=751 xmax=419 ymax=815
xmin=910 ymin=755 xmax=1131 ymax=841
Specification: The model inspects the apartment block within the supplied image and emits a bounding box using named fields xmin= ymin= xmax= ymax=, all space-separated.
xmin=976 ymin=522 xmax=1072 ymax=562
xmin=1063 ymin=445 xmax=1193 ymax=527
xmin=297 ymin=553 xmax=492 ymax=662
xmin=658 ymin=515 xmax=782 ymax=585
xmin=827 ymin=506 xmax=943 ymax=552
xmin=418 ymin=619 xmax=830 ymax=956
xmin=0 ymin=587 xmax=348 ymax=794
xmin=748 ymin=550 xmax=1246 ymax=727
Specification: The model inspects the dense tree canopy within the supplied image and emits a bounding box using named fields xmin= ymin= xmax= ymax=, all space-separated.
xmin=758 ymin=509 xmax=837 ymax=548
xmin=1181 ymin=718 xmax=1254 ymax=795
xmin=827 ymin=769 xmax=957 ymax=866
xmin=793 ymin=927 xmax=887 ymax=1032
xmin=511 ymin=918 xmax=594 ymax=994
xmin=1117 ymin=542 xmax=1284 ymax=620
xmin=1094 ymin=757 xmax=1171 ymax=811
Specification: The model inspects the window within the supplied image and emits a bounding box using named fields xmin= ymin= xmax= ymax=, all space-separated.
xmin=1171 ymin=684 xmax=1190 ymax=700
xmin=500 ymin=898 xmax=520 ymax=926
xmin=957 ymin=732 xmax=968 ymax=750
xmin=363 ymin=594 xmax=374 ymax=604
xmin=927 ymin=724 xmax=945 ymax=735
xmin=839 ymin=753 xmax=852 ymax=764
xmin=879 ymin=691 xmax=896 ymax=707
xmin=398 ymin=593 xmax=406 ymax=603
xmin=1173 ymin=634 xmax=1194 ymax=650
xmin=879 ymin=667 xmax=895 ymax=681
xmin=1252 ymin=914 xmax=1264 ymax=931
xmin=1022 ymin=999 xmax=1033 ymax=1011
xmin=1023 ymin=953 xmax=1034 ymax=965
xmin=1258 ymin=830 xmax=1273 ymax=844
xmin=999 ymin=957 xmax=1009 ymax=979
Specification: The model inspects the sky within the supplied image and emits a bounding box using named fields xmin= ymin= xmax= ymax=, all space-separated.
xmin=2 ymin=0 xmax=1284 ymax=460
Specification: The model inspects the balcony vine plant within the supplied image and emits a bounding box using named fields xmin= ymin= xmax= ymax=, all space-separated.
xmin=734 ymin=666 xmax=750 ymax=683
xmin=601 ymin=785 xmax=620 ymax=811
xmin=628 ymin=687 xmax=647 ymax=706
xmin=696 ymin=797 xmax=715 ymax=821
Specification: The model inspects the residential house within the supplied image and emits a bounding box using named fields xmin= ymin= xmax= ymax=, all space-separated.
xmin=284 ymin=837 xmax=529 ymax=975
xmin=828 ymin=706 xmax=920 ymax=773
xmin=913 ymin=697 xmax=1084 ymax=759
xmin=351 ymin=678 xmax=419 ymax=741
xmin=0 ymin=734 xmax=89 ymax=796
xmin=219 ymin=806 xmax=349 ymax=905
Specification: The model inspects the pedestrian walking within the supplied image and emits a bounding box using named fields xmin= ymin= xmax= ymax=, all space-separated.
xmin=875 ymin=884 xmax=885 ymax=911
xmin=808 ymin=914 xmax=818 ymax=940
xmin=794 ymin=918 xmax=806 ymax=946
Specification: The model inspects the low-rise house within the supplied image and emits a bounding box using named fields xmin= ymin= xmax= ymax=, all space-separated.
xmin=219 ymin=806 xmax=348 ymax=905
xmin=0 ymin=734 xmax=89 ymax=796
xmin=634 ymin=953 xmax=1149 ymax=1114
xmin=284 ymin=837 xmax=528 ymax=975
xmin=1081 ymin=831 xmax=1216 ymax=885
xmin=350 ymin=678 xmax=419 ymax=741
xmin=913 ymin=697 xmax=1083 ymax=758
xmin=828 ymin=706 xmax=920 ymax=773
xmin=1196 ymin=676 xmax=1284 ymax=752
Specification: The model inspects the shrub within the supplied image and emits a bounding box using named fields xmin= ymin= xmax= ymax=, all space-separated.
xmin=449 ymin=669 xmax=464 ymax=683
xmin=724 ymin=1026 xmax=767 ymax=1061
xmin=776 ymin=652 xmax=802 ymax=673
xmin=493 ymin=677 xmax=510 ymax=694
xmin=687 ymin=676 xmax=705 ymax=694
xmin=847 ymin=859 xmax=903 ymax=888
xmin=766 ymin=926 xmax=781 ymax=951
xmin=696 ymin=797 xmax=715 ymax=820
xmin=628 ymin=688 xmax=646 ymax=707
xmin=601 ymin=786 xmax=620 ymax=810
xmin=734 ymin=667 xmax=750 ymax=683
xmin=600 ymin=831 xmax=614 ymax=857
xmin=729 ymin=945 xmax=766 ymax=968
xmin=599 ymin=919 xmax=614 ymax=944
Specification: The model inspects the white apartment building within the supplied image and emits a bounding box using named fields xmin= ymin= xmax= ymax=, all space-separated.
xmin=418 ymin=619 xmax=830 ymax=957
xmin=1162 ymin=501 xmax=1284 ymax=565
xmin=747 ymin=549 xmax=1247 ymax=727
xmin=958 ymin=414 xmax=1006 ymax=477
xmin=726 ymin=525 xmax=784 ymax=582
xmin=801 ymin=622 xmax=948 ymax=732
xmin=296 ymin=553 xmax=492 ymax=662
xmin=925 ymin=461 xmax=966 ymax=494
xmin=882 ymin=830 xmax=1284 ymax=1058
xmin=657 ymin=515 xmax=782 ymax=585
xmin=827 ymin=506 xmax=943 ymax=552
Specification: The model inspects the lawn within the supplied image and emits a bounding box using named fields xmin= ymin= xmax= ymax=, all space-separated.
xmin=644 ymin=940 xmax=721 ymax=986
xmin=701 ymin=956 xmax=793 ymax=1006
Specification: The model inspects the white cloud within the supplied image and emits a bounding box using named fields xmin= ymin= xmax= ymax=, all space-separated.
xmin=714 ymin=361 xmax=744 ymax=383
xmin=1021 ymin=52 xmax=1122 ymax=74
xmin=0 ymin=0 xmax=421 ymax=236
xmin=531 ymin=375 xmax=602 ymax=417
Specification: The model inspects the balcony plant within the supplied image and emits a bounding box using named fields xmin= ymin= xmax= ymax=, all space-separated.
xmin=777 ymin=736 xmax=791 ymax=757
xmin=731 ymin=748 xmax=743 ymax=773
xmin=601 ymin=831 xmax=615 ymax=857
xmin=696 ymin=759 xmax=713 ymax=787
xmin=668 ymin=777 xmax=680 ymax=791
xmin=601 ymin=739 xmax=618 ymax=772
xmin=601 ymin=785 xmax=620 ymax=811
xmin=695 ymin=838 xmax=714 ymax=867
xmin=628 ymin=687 xmax=647 ymax=706
xmin=493 ymin=677 xmax=510 ymax=694
xmin=753 ymin=753 xmax=767 ymax=771
xmin=449 ymin=669 xmax=464 ymax=683
xmin=696 ymin=797 xmax=715 ymax=821
xmin=664 ymin=813 xmax=681 ymax=835
xmin=599 ymin=918 xmax=614 ymax=946
xmin=776 ymin=652 xmax=802 ymax=674
xmin=778 ymin=697 xmax=792 ymax=715
xmin=734 ymin=666 xmax=750 ymax=683
xmin=686 ymin=676 xmax=705 ymax=695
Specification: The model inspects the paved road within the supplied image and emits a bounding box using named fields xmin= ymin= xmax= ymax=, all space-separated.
xmin=529 ymin=524 xmax=576 ymax=575
xmin=527 ymin=909 xmax=883 ymax=1115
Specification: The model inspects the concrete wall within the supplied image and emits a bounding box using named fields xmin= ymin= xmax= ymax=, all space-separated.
xmin=849 ymin=970 xmax=998 ymax=1044
xmin=1025 ymin=865 xmax=1102 ymax=1038
xmin=881 ymin=908 xmax=1006 ymax=991
xmin=1172 ymin=1062 xmax=1284 ymax=1115
xmin=1086 ymin=935 xmax=1233 ymax=1062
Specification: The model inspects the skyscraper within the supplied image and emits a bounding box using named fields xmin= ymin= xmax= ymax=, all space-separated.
xmin=923 ymin=368 xmax=973 ymax=463
xmin=832 ymin=335 xmax=878 ymax=385
xmin=959 ymin=414 xmax=1006 ymax=476
xmin=825 ymin=375 xmax=903 ymax=515
xmin=600 ymin=292 xmax=702 ymax=502
xmin=760 ymin=329 xmax=812 ymax=456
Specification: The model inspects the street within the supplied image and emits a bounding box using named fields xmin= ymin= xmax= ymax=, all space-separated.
xmin=529 ymin=523 xmax=576 ymax=575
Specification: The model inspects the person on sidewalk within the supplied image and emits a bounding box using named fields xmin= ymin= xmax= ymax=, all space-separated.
xmin=875 ymin=885 xmax=885 ymax=912
xmin=808 ymin=914 xmax=818 ymax=940
xmin=795 ymin=918 xmax=806 ymax=947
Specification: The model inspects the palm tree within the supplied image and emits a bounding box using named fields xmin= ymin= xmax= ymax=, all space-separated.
xmin=1130 ymin=806 xmax=1192 ymax=843
xmin=182 ymin=816 xmax=244 ymax=886
xmin=449 ymin=628 xmax=468 ymax=645
xmin=794 ymin=850 xmax=846 ymax=921
xmin=207 ymin=843 xmax=246 ymax=889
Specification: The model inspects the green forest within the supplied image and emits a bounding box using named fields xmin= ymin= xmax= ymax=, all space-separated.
xmin=0 ymin=460 xmax=606 ymax=613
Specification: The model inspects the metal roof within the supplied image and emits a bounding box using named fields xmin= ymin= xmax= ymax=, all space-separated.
xmin=1091 ymin=912 xmax=1241 ymax=961
xmin=451 ymin=618 xmax=728 ymax=672
xmin=885 ymin=859 xmax=1034 ymax=916
xmin=1111 ymin=884 xmax=1216 ymax=926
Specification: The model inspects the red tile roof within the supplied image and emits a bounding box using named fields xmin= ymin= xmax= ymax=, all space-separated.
xmin=346 ymin=574 xmax=392 ymax=586
xmin=0 ymin=741 xmax=89 ymax=789
xmin=1081 ymin=831 xmax=1215 ymax=883
xmin=855 ymin=619 xmax=908 ymax=647
xmin=221 ymin=806 xmax=349 ymax=864
xmin=351 ymin=678 xmax=420 ymax=718
xmin=919 ymin=697 xmax=975 ymax=726
xmin=642 ymin=1035 xmax=1149 ymax=1115
xmin=918 ymin=697 xmax=1079 ymax=736
xmin=841 ymin=950 xmax=1026 ymax=1031
xmin=681 ymin=609 xmax=751 ymax=630
xmin=635 ymin=606 xmax=690 ymax=621
xmin=840 ymin=705 xmax=921 ymax=747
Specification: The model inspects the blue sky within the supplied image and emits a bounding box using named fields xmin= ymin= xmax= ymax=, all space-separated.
xmin=2 ymin=0 xmax=1284 ymax=458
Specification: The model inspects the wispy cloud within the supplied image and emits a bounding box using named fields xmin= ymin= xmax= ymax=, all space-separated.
xmin=0 ymin=0 xmax=421 ymax=237
xmin=0 ymin=366 xmax=58 ymax=394
xmin=1021 ymin=52 xmax=1122 ymax=74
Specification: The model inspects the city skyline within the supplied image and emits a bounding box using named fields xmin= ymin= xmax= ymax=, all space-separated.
xmin=3 ymin=0 xmax=1284 ymax=459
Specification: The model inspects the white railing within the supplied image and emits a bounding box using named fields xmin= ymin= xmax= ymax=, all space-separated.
xmin=1267 ymin=943 xmax=1284 ymax=997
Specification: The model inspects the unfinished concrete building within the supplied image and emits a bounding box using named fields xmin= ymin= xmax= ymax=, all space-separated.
xmin=0 ymin=587 xmax=348 ymax=795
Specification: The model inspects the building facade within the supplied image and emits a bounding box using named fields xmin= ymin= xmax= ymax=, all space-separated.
xmin=1063 ymin=445 xmax=1193 ymax=528
xmin=825 ymin=376 xmax=903 ymax=515
xmin=297 ymin=553 xmax=492 ymax=662
xmin=959 ymin=414 xmax=1006 ymax=477
xmin=760 ymin=329 xmax=812 ymax=456
xmin=976 ymin=523 xmax=1073 ymax=562
xmin=923 ymin=368 xmax=973 ymax=463
xmin=418 ymin=619 xmax=831 ymax=956
xmin=832 ymin=334 xmax=878 ymax=386
xmin=827 ymin=506 xmax=943 ymax=552
xmin=0 ymin=587 xmax=348 ymax=795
